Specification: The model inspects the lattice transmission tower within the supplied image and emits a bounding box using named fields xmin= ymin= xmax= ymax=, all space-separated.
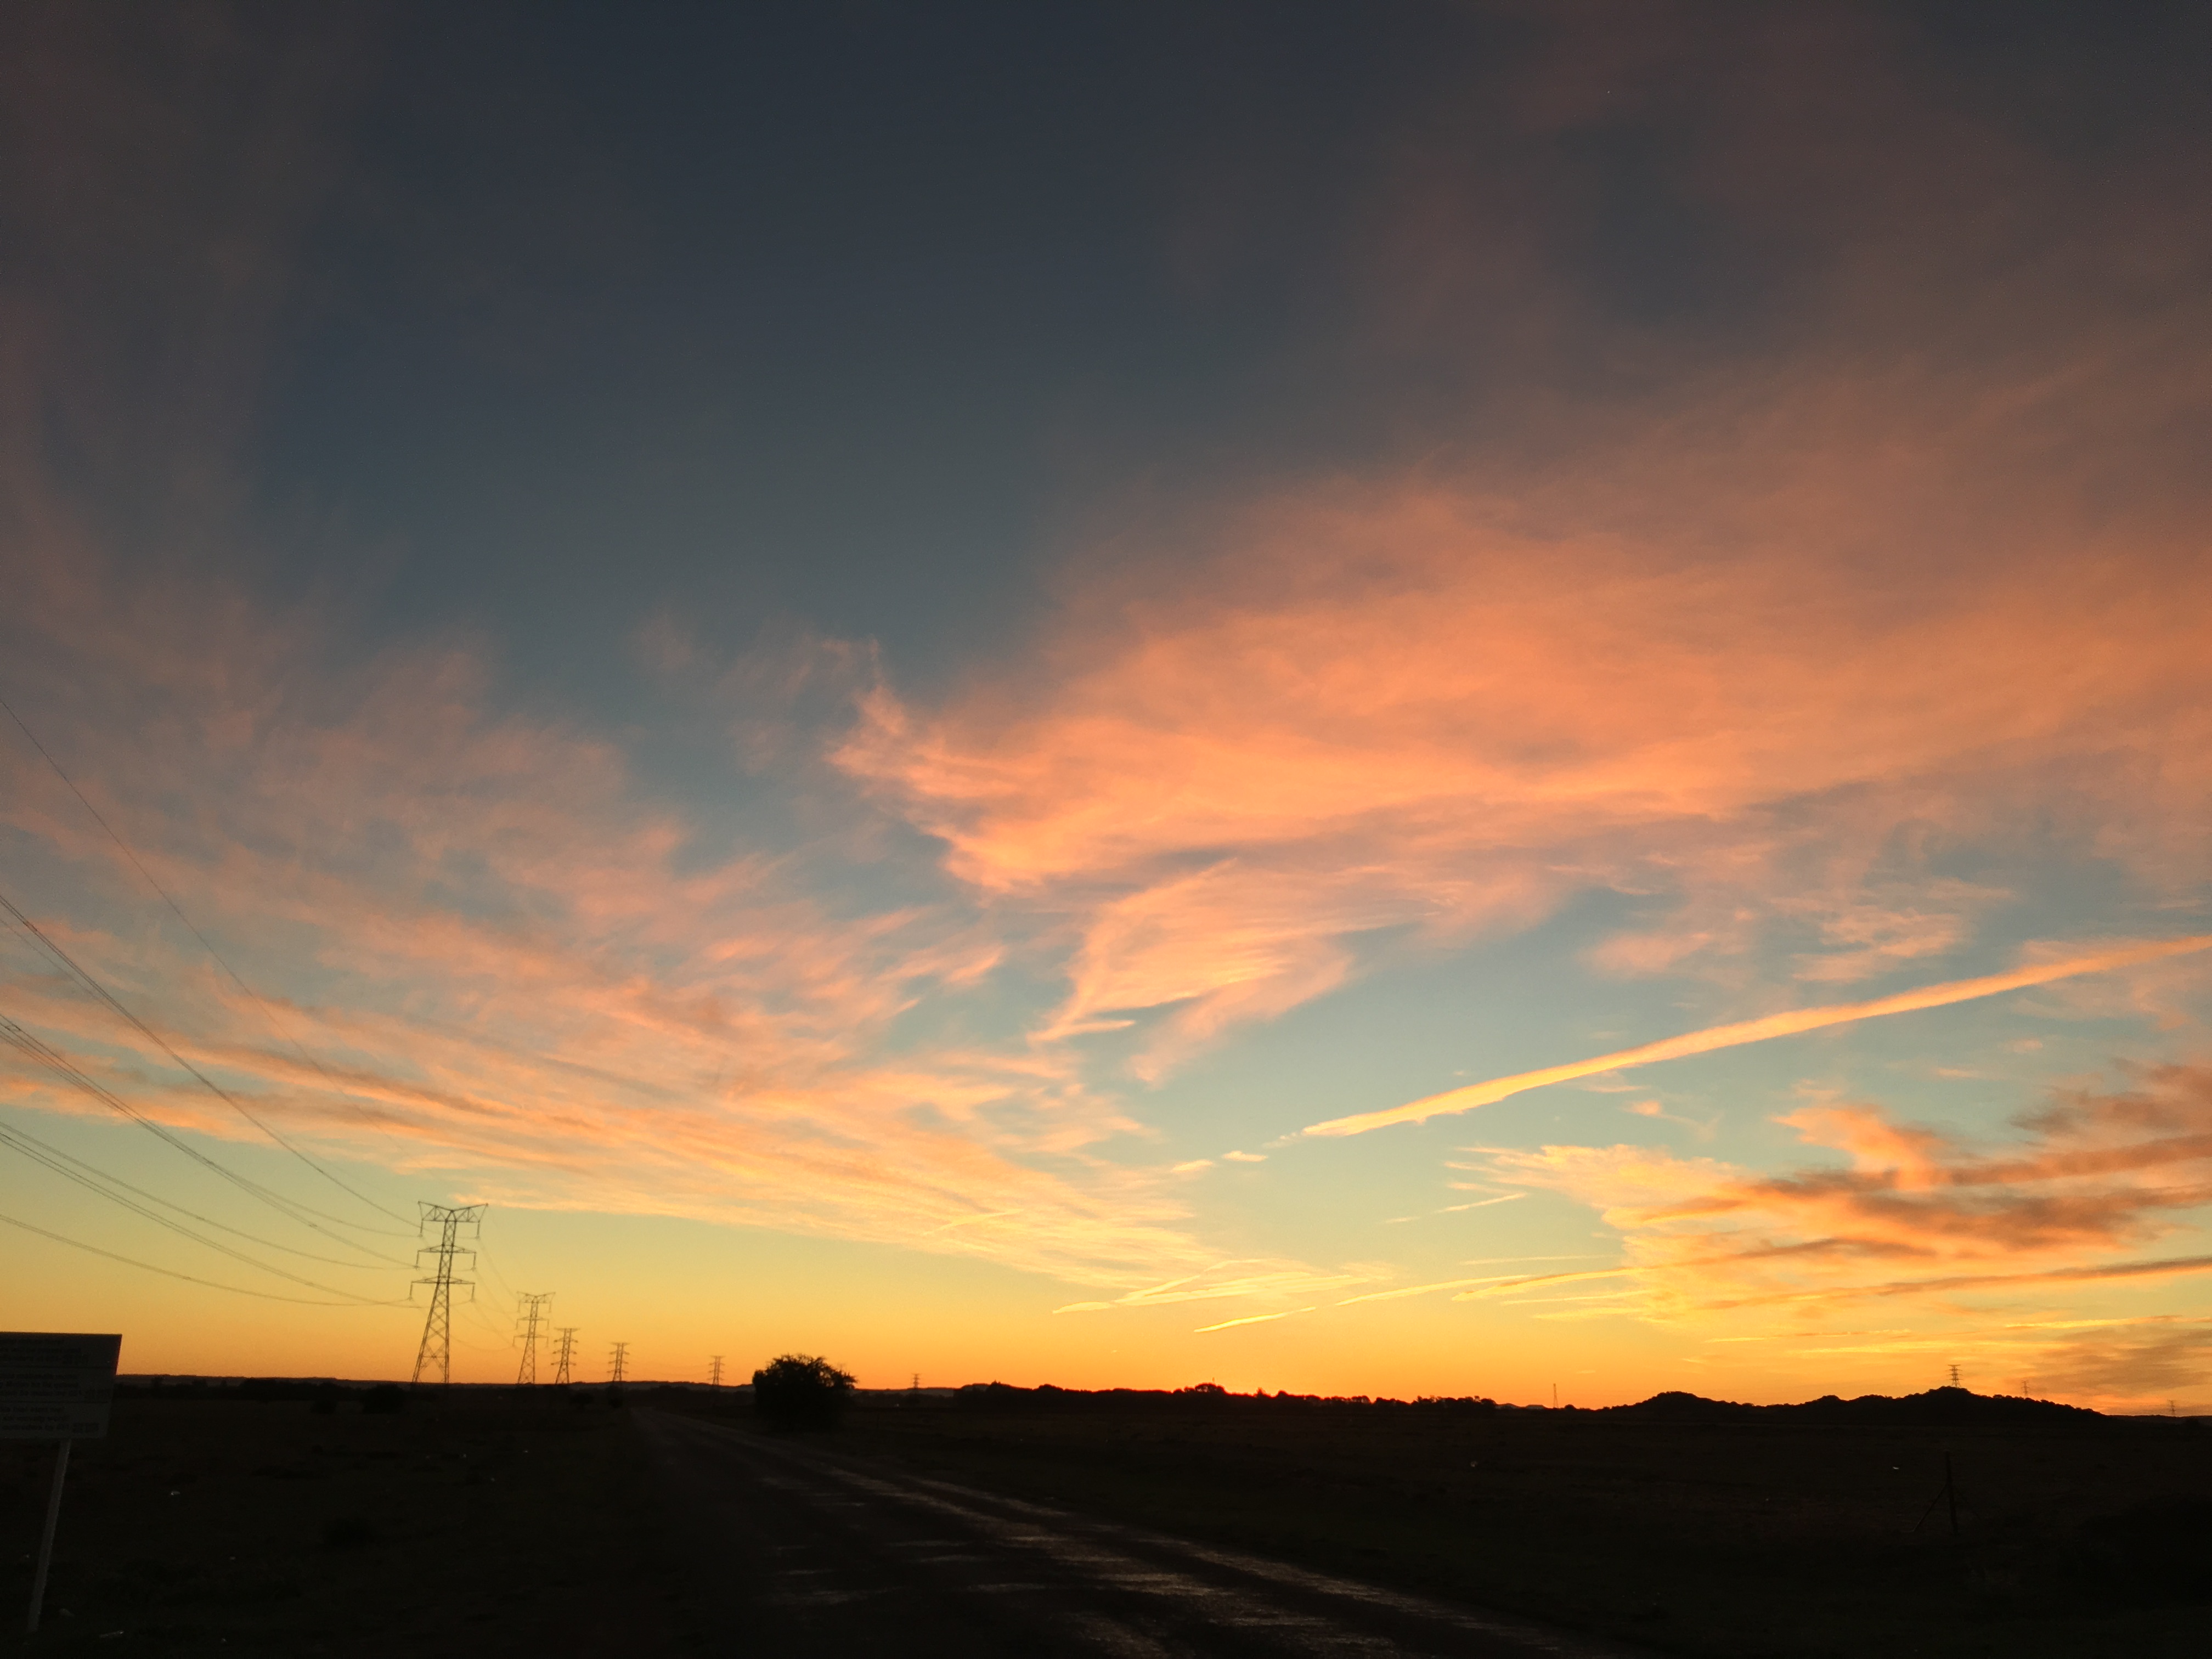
xmin=409 ymin=1203 xmax=485 ymax=1385
xmin=514 ymin=1292 xmax=554 ymax=1385
xmin=550 ymin=1327 xmax=579 ymax=1386
xmin=708 ymin=1355 xmax=724 ymax=1387
xmin=608 ymin=1341 xmax=629 ymax=1385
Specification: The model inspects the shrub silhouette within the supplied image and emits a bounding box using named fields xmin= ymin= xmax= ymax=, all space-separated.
xmin=753 ymin=1353 xmax=856 ymax=1428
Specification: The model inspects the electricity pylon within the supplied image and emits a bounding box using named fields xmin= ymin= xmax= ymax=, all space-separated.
xmin=514 ymin=1292 xmax=554 ymax=1385
xmin=608 ymin=1341 xmax=629 ymax=1384
xmin=550 ymin=1327 xmax=579 ymax=1386
xmin=708 ymin=1356 xmax=724 ymax=1387
xmin=409 ymin=1203 xmax=485 ymax=1385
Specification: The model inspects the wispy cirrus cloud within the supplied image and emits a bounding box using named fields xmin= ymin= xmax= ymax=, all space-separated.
xmin=1053 ymin=1259 xmax=1373 ymax=1316
xmin=834 ymin=4 xmax=2212 ymax=1087
xmin=1193 ymin=1308 xmax=1312 ymax=1334
xmin=1303 ymin=938 xmax=2212 ymax=1137
xmin=841 ymin=461 xmax=2212 ymax=1078
xmin=0 ymin=552 xmax=1234 ymax=1292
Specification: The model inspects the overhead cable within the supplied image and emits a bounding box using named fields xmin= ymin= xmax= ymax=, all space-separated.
xmin=0 ymin=1011 xmax=409 ymax=1264
xmin=0 ymin=1122 xmax=398 ymax=1302
xmin=0 ymin=1113 xmax=402 ymax=1272
xmin=0 ymin=689 xmax=413 ymax=1218
xmin=0 ymin=1208 xmax=409 ymax=1306
xmin=0 ymin=886 xmax=409 ymax=1234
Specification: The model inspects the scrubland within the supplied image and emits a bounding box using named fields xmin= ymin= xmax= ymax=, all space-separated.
xmin=800 ymin=1387 xmax=2212 ymax=1658
xmin=1 ymin=1387 xmax=680 ymax=1655
xmin=6 ymin=1384 xmax=2207 ymax=1656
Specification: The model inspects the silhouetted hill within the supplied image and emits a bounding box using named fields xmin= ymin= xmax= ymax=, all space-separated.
xmin=1610 ymin=1385 xmax=2101 ymax=1425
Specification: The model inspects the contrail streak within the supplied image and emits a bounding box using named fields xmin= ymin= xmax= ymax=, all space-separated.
xmin=1302 ymin=935 xmax=2212 ymax=1138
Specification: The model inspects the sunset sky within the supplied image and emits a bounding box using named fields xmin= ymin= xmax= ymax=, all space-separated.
xmin=4 ymin=3 xmax=2211 ymax=1410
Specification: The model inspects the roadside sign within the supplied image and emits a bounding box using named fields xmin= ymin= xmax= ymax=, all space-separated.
xmin=0 ymin=1332 xmax=122 ymax=1440
xmin=5 ymin=1333 xmax=122 ymax=1633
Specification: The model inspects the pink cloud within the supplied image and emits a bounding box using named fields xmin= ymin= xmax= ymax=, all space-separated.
xmin=841 ymin=479 xmax=2212 ymax=1068
xmin=0 ymin=552 xmax=1239 ymax=1293
xmin=830 ymin=7 xmax=2212 ymax=1074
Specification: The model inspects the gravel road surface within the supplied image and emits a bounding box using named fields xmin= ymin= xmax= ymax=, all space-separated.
xmin=637 ymin=1408 xmax=1651 ymax=1658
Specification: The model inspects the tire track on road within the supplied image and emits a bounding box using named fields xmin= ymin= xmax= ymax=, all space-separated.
xmin=638 ymin=1409 xmax=1652 ymax=1657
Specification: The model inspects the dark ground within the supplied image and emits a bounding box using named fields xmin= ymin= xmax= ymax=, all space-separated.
xmin=1 ymin=1388 xmax=686 ymax=1655
xmin=760 ymin=1388 xmax=2211 ymax=1659
xmin=635 ymin=1404 xmax=1646 ymax=1657
xmin=3 ymin=1385 xmax=2207 ymax=1656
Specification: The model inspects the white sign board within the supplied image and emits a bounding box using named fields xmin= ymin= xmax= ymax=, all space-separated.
xmin=0 ymin=1332 xmax=122 ymax=1440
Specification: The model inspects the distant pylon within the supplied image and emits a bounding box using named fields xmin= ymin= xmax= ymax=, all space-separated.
xmin=608 ymin=1341 xmax=629 ymax=1385
xmin=550 ymin=1327 xmax=579 ymax=1386
xmin=708 ymin=1355 xmax=724 ymax=1387
xmin=1948 ymin=1363 xmax=1961 ymax=1386
xmin=409 ymin=1202 xmax=486 ymax=1385
xmin=514 ymin=1293 xmax=554 ymax=1385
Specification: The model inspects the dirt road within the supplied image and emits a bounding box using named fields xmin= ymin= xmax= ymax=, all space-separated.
xmin=637 ymin=1409 xmax=1649 ymax=1658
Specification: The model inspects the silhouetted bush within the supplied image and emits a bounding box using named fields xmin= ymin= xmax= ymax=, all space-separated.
xmin=753 ymin=1353 xmax=855 ymax=1429
xmin=361 ymin=1384 xmax=407 ymax=1414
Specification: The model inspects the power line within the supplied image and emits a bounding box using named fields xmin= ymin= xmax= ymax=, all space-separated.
xmin=476 ymin=1234 xmax=521 ymax=1302
xmin=0 ymin=885 xmax=405 ymax=1231
xmin=514 ymin=1293 xmax=554 ymax=1385
xmin=410 ymin=1203 xmax=484 ymax=1386
xmin=0 ymin=691 xmax=414 ymax=1198
xmin=0 ymin=1010 xmax=409 ymax=1263
xmin=0 ymin=1207 xmax=405 ymax=1305
xmin=461 ymin=1294 xmax=513 ymax=1346
xmin=0 ymin=1120 xmax=397 ymax=1302
xmin=0 ymin=1113 xmax=398 ymax=1271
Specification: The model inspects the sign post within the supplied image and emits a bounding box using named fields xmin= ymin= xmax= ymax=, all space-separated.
xmin=2 ymin=1333 xmax=122 ymax=1634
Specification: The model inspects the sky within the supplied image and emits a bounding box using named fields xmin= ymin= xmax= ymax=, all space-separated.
xmin=3 ymin=1 xmax=2211 ymax=1409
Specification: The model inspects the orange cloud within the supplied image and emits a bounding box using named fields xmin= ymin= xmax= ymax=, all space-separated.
xmin=1449 ymin=1066 xmax=2212 ymax=1398
xmin=831 ymin=8 xmax=2212 ymax=1081
xmin=0 ymin=557 xmax=1250 ymax=1295
xmin=839 ymin=469 xmax=2212 ymax=1075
